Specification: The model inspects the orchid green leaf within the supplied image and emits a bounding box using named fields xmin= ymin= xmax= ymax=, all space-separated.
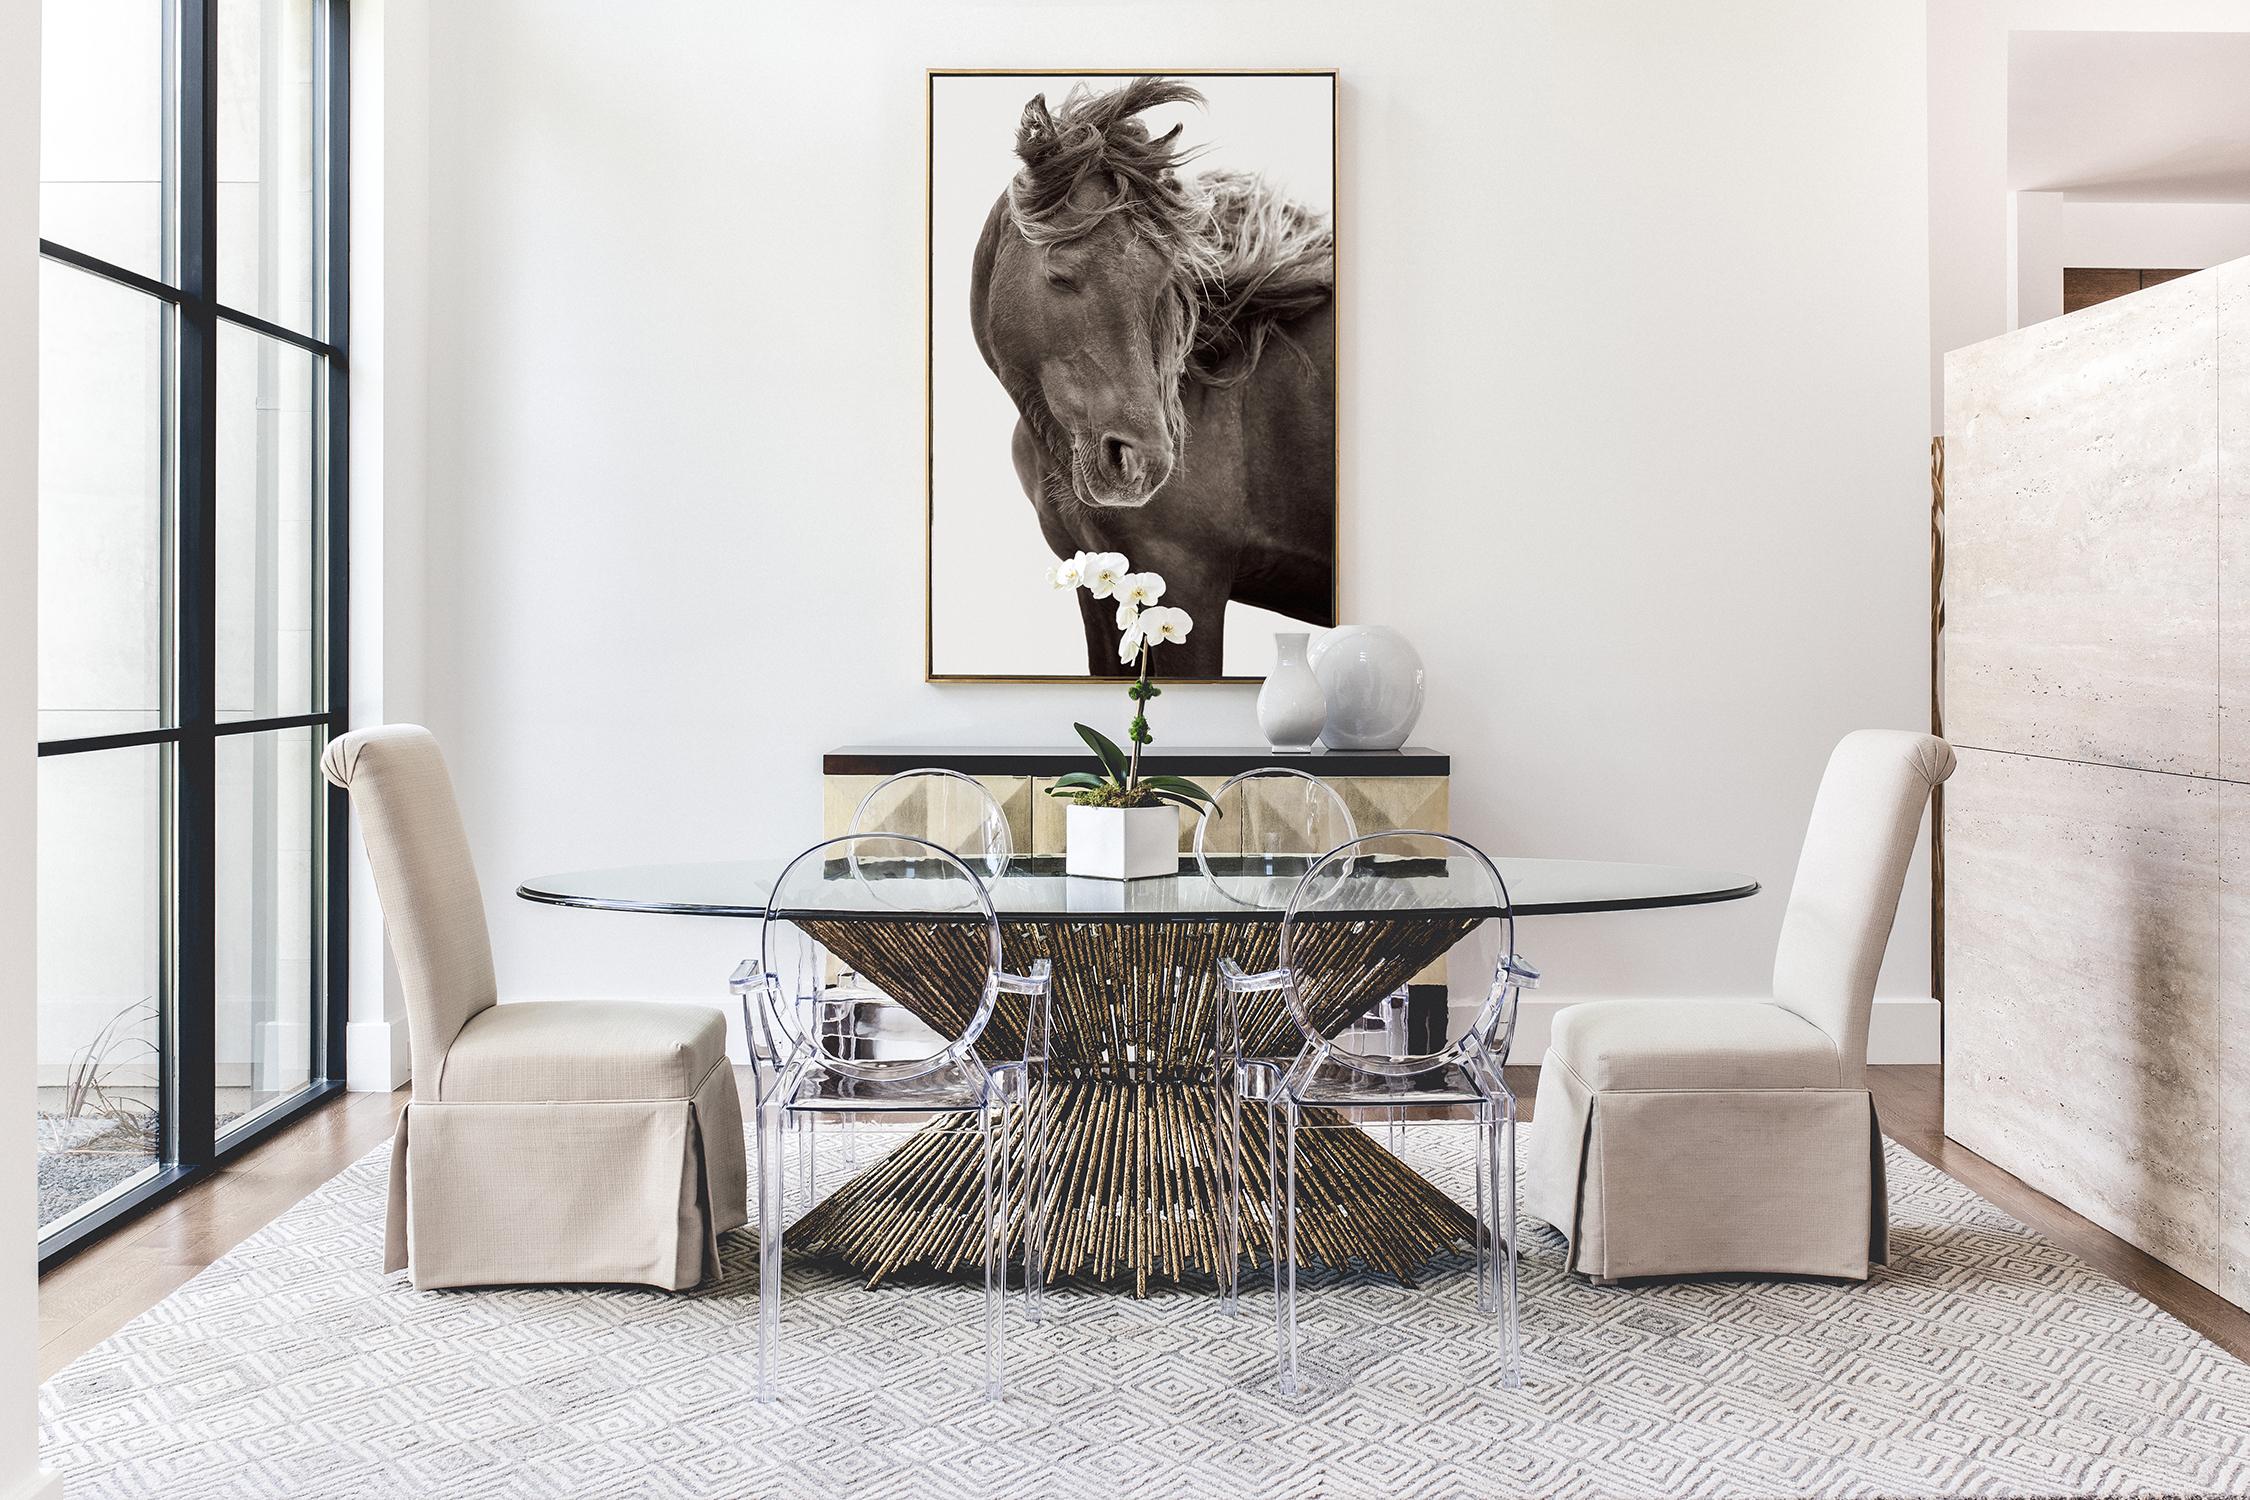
xmin=1074 ymin=722 xmax=1131 ymax=785
xmin=1139 ymin=774 xmax=1216 ymax=803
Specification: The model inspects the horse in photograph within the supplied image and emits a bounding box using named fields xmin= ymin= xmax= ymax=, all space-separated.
xmin=970 ymin=77 xmax=1335 ymax=677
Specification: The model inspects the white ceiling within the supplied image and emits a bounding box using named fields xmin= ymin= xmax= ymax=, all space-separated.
xmin=2009 ymin=30 xmax=2250 ymax=202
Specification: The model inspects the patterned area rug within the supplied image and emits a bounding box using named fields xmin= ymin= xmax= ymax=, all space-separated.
xmin=39 ymin=1126 xmax=2250 ymax=1500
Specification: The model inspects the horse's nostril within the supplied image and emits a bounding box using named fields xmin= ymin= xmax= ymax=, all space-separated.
xmin=1102 ymin=436 xmax=1138 ymax=481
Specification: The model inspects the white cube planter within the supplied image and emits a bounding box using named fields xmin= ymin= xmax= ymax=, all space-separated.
xmin=1064 ymin=802 xmax=1178 ymax=881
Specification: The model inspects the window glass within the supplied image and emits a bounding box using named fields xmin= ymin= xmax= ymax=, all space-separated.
xmin=37 ymin=261 xmax=171 ymax=741
xmin=218 ymin=0 xmax=318 ymax=334
xmin=40 ymin=0 xmax=172 ymax=282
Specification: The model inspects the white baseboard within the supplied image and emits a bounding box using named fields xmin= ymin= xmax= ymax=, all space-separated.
xmin=0 ymin=1466 xmax=65 ymax=1500
xmin=346 ymin=1015 xmax=411 ymax=1093
xmin=1509 ymin=996 xmax=1940 ymax=1066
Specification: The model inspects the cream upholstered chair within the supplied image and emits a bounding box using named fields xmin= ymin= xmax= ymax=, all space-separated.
xmin=1524 ymin=729 xmax=1954 ymax=1282
xmin=324 ymin=724 xmax=748 ymax=1290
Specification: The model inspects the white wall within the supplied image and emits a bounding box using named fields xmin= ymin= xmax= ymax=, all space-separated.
xmin=4 ymin=2 xmax=66 ymax=1495
xmin=406 ymin=0 xmax=1936 ymax=1060
xmin=1928 ymin=0 xmax=2250 ymax=427
xmin=342 ymin=0 xmax=431 ymax=1091
xmin=2011 ymin=192 xmax=2250 ymax=327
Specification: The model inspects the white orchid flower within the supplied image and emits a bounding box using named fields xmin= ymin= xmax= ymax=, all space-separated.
xmin=1138 ymin=606 xmax=1194 ymax=646
xmin=1049 ymin=553 xmax=1086 ymax=590
xmin=1117 ymin=571 xmax=1166 ymax=608
xmin=1083 ymin=552 xmax=1131 ymax=600
xmin=1117 ymin=622 xmax=1146 ymax=665
xmin=1115 ymin=600 xmax=1141 ymax=632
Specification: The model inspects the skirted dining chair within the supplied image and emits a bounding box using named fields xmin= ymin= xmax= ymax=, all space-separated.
xmin=1524 ymin=729 xmax=1954 ymax=1282
xmin=323 ymin=724 xmax=748 ymax=1290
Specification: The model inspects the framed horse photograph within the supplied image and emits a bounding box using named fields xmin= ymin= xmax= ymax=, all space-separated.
xmin=926 ymin=69 xmax=1338 ymax=682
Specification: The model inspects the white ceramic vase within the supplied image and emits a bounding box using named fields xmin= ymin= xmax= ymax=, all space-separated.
xmin=1256 ymin=631 xmax=1326 ymax=754
xmin=1308 ymin=626 xmax=1426 ymax=750
xmin=1064 ymin=802 xmax=1177 ymax=881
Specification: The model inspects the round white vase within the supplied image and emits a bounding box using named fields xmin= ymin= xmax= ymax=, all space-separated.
xmin=1308 ymin=626 xmax=1426 ymax=750
xmin=1256 ymin=632 xmax=1326 ymax=753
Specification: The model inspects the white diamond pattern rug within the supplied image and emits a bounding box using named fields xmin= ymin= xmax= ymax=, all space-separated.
xmin=39 ymin=1128 xmax=2250 ymax=1499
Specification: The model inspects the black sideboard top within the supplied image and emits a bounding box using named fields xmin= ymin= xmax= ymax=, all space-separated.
xmin=823 ymin=745 xmax=1450 ymax=778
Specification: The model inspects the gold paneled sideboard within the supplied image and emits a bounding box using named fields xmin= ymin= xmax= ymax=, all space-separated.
xmin=821 ymin=744 xmax=1451 ymax=854
xmin=822 ymin=743 xmax=1453 ymax=1041
xmin=828 ymin=737 xmax=1458 ymax=1043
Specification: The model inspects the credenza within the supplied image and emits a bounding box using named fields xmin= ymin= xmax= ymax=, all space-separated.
xmin=821 ymin=744 xmax=1451 ymax=855
xmin=823 ymin=744 xmax=1454 ymax=1043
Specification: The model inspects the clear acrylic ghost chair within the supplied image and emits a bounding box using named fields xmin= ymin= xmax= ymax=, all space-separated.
xmin=851 ymin=768 xmax=1014 ymax=881
xmin=1219 ymin=831 xmax=1538 ymax=1394
xmin=1193 ymin=769 xmax=1410 ymax=1149
xmin=786 ymin=770 xmax=1016 ymax=1198
xmin=737 ymin=833 xmax=1052 ymax=1404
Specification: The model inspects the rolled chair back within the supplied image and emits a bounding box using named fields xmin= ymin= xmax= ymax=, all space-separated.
xmin=1193 ymin=767 xmax=1357 ymax=896
xmin=1277 ymin=830 xmax=1531 ymax=1081
xmin=758 ymin=833 xmax=1005 ymax=1085
xmin=320 ymin=725 xmax=498 ymax=1099
xmin=1770 ymin=729 xmax=1956 ymax=1084
xmin=849 ymin=768 xmax=1013 ymax=882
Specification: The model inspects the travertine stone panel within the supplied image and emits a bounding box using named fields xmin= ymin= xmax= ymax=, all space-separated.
xmin=1944 ymin=747 xmax=2222 ymax=1289
xmin=2226 ymin=264 xmax=2250 ymax=1308
xmin=2221 ymin=260 xmax=2250 ymax=783
xmin=1944 ymin=274 xmax=2219 ymax=777
xmin=2224 ymin=782 xmax=2250 ymax=1305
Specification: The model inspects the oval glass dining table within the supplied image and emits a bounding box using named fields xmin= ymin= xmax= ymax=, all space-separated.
xmin=519 ymin=855 xmax=1759 ymax=1294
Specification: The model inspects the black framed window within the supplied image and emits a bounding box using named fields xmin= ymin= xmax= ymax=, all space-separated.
xmin=35 ymin=0 xmax=349 ymax=1269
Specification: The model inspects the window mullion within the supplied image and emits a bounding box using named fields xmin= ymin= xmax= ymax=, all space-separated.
xmin=174 ymin=0 xmax=221 ymax=1172
xmin=320 ymin=0 xmax=351 ymax=1085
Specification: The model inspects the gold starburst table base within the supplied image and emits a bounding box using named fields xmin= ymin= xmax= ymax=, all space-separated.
xmin=783 ymin=912 xmax=1486 ymax=1294
xmin=788 ymin=1076 xmax=1478 ymax=1296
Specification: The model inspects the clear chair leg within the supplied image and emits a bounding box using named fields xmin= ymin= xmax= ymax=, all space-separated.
xmin=1022 ymin=1072 xmax=1047 ymax=1326
xmin=818 ymin=991 xmax=856 ymax=1171
xmin=983 ymin=1098 xmax=1006 ymax=1402
xmin=1270 ymin=1095 xmax=1302 ymax=1396
xmin=1472 ymin=1098 xmax=1495 ymax=1316
xmin=1499 ymin=1093 xmax=1523 ymax=1391
xmin=756 ymin=1096 xmax=787 ymax=1404
xmin=1384 ymin=989 xmax=1408 ymax=1154
xmin=796 ymin=1109 xmax=818 ymax=1218
xmin=1219 ymin=1064 xmax=1241 ymax=1316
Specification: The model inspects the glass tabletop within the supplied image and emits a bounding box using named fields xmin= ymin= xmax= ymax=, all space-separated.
xmin=515 ymin=854 xmax=1759 ymax=922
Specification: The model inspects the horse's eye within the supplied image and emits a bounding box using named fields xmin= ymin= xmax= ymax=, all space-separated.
xmin=1046 ymin=272 xmax=1079 ymax=293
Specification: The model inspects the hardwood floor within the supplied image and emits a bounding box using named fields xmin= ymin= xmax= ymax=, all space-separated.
xmin=37 ymin=1086 xmax=410 ymax=1380
xmin=1868 ymin=1066 xmax=2250 ymax=1364
xmin=37 ymin=1065 xmax=2250 ymax=1381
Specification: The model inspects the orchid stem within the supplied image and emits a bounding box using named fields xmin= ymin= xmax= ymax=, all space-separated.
xmin=1127 ymin=646 xmax=1152 ymax=790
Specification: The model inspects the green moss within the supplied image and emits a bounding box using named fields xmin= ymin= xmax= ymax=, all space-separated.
xmin=1057 ymin=783 xmax=1161 ymax=809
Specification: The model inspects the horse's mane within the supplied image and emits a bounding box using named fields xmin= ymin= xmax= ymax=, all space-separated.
xmin=1009 ymin=78 xmax=1335 ymax=392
